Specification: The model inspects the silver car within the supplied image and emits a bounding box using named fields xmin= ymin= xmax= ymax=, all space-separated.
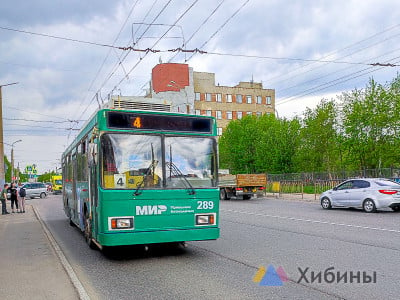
xmin=320 ymin=178 xmax=400 ymax=213
xmin=21 ymin=183 xmax=48 ymax=199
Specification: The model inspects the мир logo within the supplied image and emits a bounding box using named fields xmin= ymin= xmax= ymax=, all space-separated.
xmin=253 ymin=265 xmax=288 ymax=286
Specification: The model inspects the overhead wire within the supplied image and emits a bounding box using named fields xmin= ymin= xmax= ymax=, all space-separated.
xmin=74 ymin=0 xmax=174 ymax=125
xmin=111 ymin=0 xmax=200 ymax=93
xmin=265 ymin=23 xmax=400 ymax=85
xmin=277 ymin=55 xmax=400 ymax=106
xmin=185 ymin=0 xmax=250 ymax=62
xmin=71 ymin=0 xmax=141 ymax=123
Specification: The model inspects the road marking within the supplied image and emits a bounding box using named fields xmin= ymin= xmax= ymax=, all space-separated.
xmin=221 ymin=208 xmax=400 ymax=233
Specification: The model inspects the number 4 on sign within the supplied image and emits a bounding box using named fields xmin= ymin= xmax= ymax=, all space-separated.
xmin=133 ymin=117 xmax=142 ymax=128
xmin=114 ymin=174 xmax=126 ymax=188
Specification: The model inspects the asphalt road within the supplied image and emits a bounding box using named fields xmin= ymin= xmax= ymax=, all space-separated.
xmin=31 ymin=194 xmax=400 ymax=299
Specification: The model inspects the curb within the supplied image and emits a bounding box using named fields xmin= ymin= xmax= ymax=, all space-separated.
xmin=32 ymin=205 xmax=90 ymax=300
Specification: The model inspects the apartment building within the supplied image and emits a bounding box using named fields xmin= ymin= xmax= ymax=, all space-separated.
xmin=151 ymin=63 xmax=275 ymax=135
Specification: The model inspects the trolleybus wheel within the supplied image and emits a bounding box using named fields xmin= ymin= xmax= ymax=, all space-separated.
xmin=84 ymin=215 xmax=97 ymax=250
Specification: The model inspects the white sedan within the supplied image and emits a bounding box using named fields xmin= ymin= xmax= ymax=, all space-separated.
xmin=320 ymin=178 xmax=400 ymax=213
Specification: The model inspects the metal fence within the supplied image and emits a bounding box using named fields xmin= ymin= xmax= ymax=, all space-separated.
xmin=267 ymin=168 xmax=400 ymax=182
xmin=265 ymin=168 xmax=400 ymax=200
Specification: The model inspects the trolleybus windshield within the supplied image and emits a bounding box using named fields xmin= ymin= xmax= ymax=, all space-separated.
xmin=101 ymin=133 xmax=217 ymax=189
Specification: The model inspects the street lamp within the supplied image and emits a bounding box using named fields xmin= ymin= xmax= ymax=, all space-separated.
xmin=11 ymin=139 xmax=22 ymax=183
xmin=167 ymin=80 xmax=191 ymax=114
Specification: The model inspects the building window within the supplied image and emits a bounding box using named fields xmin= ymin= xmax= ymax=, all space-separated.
xmin=266 ymin=96 xmax=271 ymax=105
xmin=226 ymin=94 xmax=232 ymax=103
xmin=216 ymin=93 xmax=222 ymax=102
xmin=195 ymin=92 xmax=201 ymax=101
xmin=256 ymin=112 xmax=262 ymax=117
xmin=217 ymin=128 xmax=223 ymax=136
xmin=256 ymin=96 xmax=262 ymax=104
xmin=216 ymin=110 xmax=222 ymax=119
xmin=237 ymin=111 xmax=243 ymax=119
xmin=246 ymin=95 xmax=252 ymax=104
xmin=206 ymin=110 xmax=212 ymax=117
xmin=206 ymin=93 xmax=212 ymax=102
xmin=226 ymin=111 xmax=232 ymax=120
xmin=247 ymin=111 xmax=252 ymax=116
xmin=195 ymin=109 xmax=200 ymax=115
xmin=236 ymin=94 xmax=242 ymax=103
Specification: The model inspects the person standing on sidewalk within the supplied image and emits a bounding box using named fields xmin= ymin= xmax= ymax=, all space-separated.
xmin=18 ymin=185 xmax=26 ymax=213
xmin=1 ymin=183 xmax=10 ymax=215
xmin=8 ymin=182 xmax=19 ymax=213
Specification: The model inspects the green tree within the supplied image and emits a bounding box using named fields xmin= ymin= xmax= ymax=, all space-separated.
xmin=294 ymin=99 xmax=341 ymax=173
xmin=4 ymin=155 xmax=11 ymax=183
xmin=219 ymin=115 xmax=260 ymax=173
xmin=219 ymin=114 xmax=300 ymax=174
xmin=341 ymin=78 xmax=400 ymax=170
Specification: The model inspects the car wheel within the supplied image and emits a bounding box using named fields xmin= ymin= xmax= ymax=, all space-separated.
xmin=321 ymin=197 xmax=332 ymax=209
xmin=363 ymin=199 xmax=376 ymax=213
xmin=391 ymin=206 xmax=400 ymax=212
xmin=220 ymin=188 xmax=227 ymax=200
xmin=40 ymin=192 xmax=46 ymax=199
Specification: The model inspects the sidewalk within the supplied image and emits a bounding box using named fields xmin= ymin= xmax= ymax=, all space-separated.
xmin=264 ymin=192 xmax=320 ymax=202
xmin=0 ymin=202 xmax=79 ymax=299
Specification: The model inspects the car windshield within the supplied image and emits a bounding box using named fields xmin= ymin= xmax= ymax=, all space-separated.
xmin=101 ymin=133 xmax=217 ymax=189
xmin=374 ymin=179 xmax=400 ymax=186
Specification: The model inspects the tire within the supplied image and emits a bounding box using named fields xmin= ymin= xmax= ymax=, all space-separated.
xmin=84 ymin=215 xmax=97 ymax=250
xmin=40 ymin=192 xmax=46 ymax=199
xmin=391 ymin=206 xmax=400 ymax=212
xmin=363 ymin=199 xmax=376 ymax=213
xmin=220 ymin=188 xmax=227 ymax=200
xmin=321 ymin=197 xmax=332 ymax=209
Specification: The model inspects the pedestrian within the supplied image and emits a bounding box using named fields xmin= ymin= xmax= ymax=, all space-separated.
xmin=1 ymin=183 xmax=10 ymax=215
xmin=18 ymin=184 xmax=26 ymax=213
xmin=8 ymin=182 xmax=19 ymax=213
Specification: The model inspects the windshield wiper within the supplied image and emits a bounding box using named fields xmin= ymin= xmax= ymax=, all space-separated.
xmin=133 ymin=160 xmax=158 ymax=196
xmin=166 ymin=161 xmax=196 ymax=195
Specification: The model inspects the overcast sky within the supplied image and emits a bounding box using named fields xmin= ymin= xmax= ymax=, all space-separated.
xmin=1 ymin=0 xmax=399 ymax=174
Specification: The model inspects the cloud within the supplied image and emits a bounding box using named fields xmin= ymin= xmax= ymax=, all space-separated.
xmin=1 ymin=0 xmax=400 ymax=174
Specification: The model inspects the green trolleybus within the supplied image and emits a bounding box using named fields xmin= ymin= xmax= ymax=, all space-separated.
xmin=62 ymin=108 xmax=219 ymax=250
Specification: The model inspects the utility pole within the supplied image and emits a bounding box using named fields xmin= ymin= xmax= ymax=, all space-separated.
xmin=0 ymin=82 xmax=18 ymax=186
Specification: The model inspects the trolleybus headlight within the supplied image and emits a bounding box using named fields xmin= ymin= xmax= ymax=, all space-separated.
xmin=110 ymin=217 xmax=134 ymax=229
xmin=195 ymin=213 xmax=216 ymax=226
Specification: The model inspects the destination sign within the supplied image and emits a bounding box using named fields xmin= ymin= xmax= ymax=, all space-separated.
xmin=107 ymin=111 xmax=213 ymax=134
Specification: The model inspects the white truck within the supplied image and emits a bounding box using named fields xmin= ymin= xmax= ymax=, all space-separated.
xmin=219 ymin=173 xmax=267 ymax=200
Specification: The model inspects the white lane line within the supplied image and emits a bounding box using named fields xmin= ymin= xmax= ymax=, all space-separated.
xmin=221 ymin=208 xmax=400 ymax=233
xmin=32 ymin=205 xmax=91 ymax=300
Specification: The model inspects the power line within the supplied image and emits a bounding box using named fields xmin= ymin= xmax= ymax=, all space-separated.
xmin=73 ymin=0 xmax=174 ymax=126
xmin=168 ymin=0 xmax=226 ymax=63
xmin=186 ymin=0 xmax=250 ymax=62
xmin=4 ymin=117 xmax=82 ymax=124
xmin=0 ymin=25 xmax=116 ymax=48
xmin=265 ymin=24 xmax=400 ymax=85
xmin=277 ymin=56 xmax=400 ymax=106
xmin=5 ymin=105 xmax=79 ymax=122
xmin=71 ymin=0 xmax=141 ymax=121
